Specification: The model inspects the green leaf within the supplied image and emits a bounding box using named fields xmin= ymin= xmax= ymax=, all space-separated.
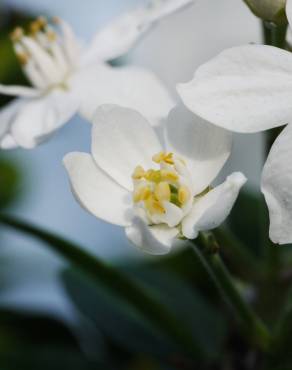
xmin=124 ymin=265 xmax=227 ymax=360
xmin=265 ymin=289 xmax=292 ymax=369
xmin=0 ymin=308 xmax=110 ymax=370
xmin=0 ymin=159 xmax=21 ymax=209
xmin=62 ymin=268 xmax=179 ymax=359
xmin=0 ymin=214 xmax=203 ymax=359
xmin=62 ymin=265 xmax=226 ymax=363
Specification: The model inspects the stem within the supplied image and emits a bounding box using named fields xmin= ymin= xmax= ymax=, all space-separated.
xmin=261 ymin=21 xmax=287 ymax=274
xmin=213 ymin=228 xmax=261 ymax=282
xmin=0 ymin=214 xmax=202 ymax=358
xmin=191 ymin=233 xmax=272 ymax=352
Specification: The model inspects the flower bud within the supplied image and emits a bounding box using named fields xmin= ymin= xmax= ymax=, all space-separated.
xmin=244 ymin=0 xmax=287 ymax=25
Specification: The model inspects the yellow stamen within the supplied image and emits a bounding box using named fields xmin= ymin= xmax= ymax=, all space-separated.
xmin=152 ymin=151 xmax=165 ymax=163
xmin=145 ymin=196 xmax=165 ymax=215
xmin=46 ymin=30 xmax=57 ymax=42
xmin=37 ymin=16 xmax=47 ymax=28
xmin=52 ymin=16 xmax=61 ymax=25
xmin=132 ymin=165 xmax=145 ymax=180
xmin=133 ymin=186 xmax=151 ymax=203
xmin=154 ymin=182 xmax=171 ymax=202
xmin=10 ymin=27 xmax=24 ymax=42
xmin=178 ymin=185 xmax=191 ymax=205
xmin=16 ymin=52 xmax=29 ymax=65
xmin=152 ymin=151 xmax=174 ymax=165
xmin=29 ymin=20 xmax=41 ymax=35
xmin=145 ymin=169 xmax=161 ymax=183
xmin=161 ymin=169 xmax=178 ymax=182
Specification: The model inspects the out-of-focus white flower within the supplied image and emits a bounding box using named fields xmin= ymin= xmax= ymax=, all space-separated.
xmin=176 ymin=0 xmax=292 ymax=245
xmin=63 ymin=104 xmax=246 ymax=255
xmin=0 ymin=0 xmax=195 ymax=149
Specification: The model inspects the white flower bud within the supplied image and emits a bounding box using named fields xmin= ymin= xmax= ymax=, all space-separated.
xmin=244 ymin=0 xmax=287 ymax=24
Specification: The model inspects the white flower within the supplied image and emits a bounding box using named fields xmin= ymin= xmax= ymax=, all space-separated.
xmin=0 ymin=0 xmax=195 ymax=149
xmin=176 ymin=0 xmax=292 ymax=245
xmin=63 ymin=104 xmax=246 ymax=255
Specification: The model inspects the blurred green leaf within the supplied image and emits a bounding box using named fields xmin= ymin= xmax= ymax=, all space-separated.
xmin=0 ymin=307 xmax=80 ymax=349
xmin=0 ymin=307 xmax=111 ymax=370
xmin=62 ymin=269 xmax=178 ymax=360
xmin=0 ymin=215 xmax=204 ymax=359
xmin=0 ymin=349 xmax=109 ymax=370
xmin=0 ymin=158 xmax=21 ymax=209
xmin=62 ymin=264 xmax=227 ymax=365
xmin=125 ymin=265 xmax=227 ymax=361
xmin=265 ymin=289 xmax=292 ymax=369
xmin=228 ymin=189 xmax=264 ymax=257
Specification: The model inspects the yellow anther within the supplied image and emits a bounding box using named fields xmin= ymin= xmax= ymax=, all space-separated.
xmin=29 ymin=20 xmax=41 ymax=35
xmin=152 ymin=151 xmax=165 ymax=163
xmin=178 ymin=185 xmax=191 ymax=205
xmin=154 ymin=182 xmax=171 ymax=202
xmin=46 ymin=30 xmax=57 ymax=42
xmin=52 ymin=16 xmax=61 ymax=25
xmin=132 ymin=165 xmax=145 ymax=180
xmin=133 ymin=186 xmax=151 ymax=203
xmin=37 ymin=16 xmax=48 ymax=28
xmin=145 ymin=169 xmax=161 ymax=183
xmin=161 ymin=169 xmax=178 ymax=182
xmin=10 ymin=27 xmax=24 ymax=42
xmin=145 ymin=196 xmax=165 ymax=215
xmin=16 ymin=52 xmax=29 ymax=65
xmin=164 ymin=152 xmax=174 ymax=165
xmin=152 ymin=151 xmax=174 ymax=165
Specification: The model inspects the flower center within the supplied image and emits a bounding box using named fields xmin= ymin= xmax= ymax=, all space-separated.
xmin=10 ymin=17 xmax=76 ymax=91
xmin=132 ymin=151 xmax=193 ymax=226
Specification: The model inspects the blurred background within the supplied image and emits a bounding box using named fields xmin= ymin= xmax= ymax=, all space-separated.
xmin=0 ymin=1 xmax=268 ymax=369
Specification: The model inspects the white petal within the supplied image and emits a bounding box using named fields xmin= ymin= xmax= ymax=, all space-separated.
xmin=83 ymin=0 xmax=195 ymax=63
xmin=82 ymin=10 xmax=147 ymax=64
xmin=63 ymin=152 xmax=132 ymax=227
xmin=287 ymin=0 xmax=292 ymax=29
xmin=182 ymin=172 xmax=246 ymax=239
xmin=261 ymin=124 xmax=292 ymax=244
xmin=151 ymin=201 xmax=183 ymax=227
xmin=177 ymin=45 xmax=292 ymax=133
xmin=125 ymin=216 xmax=179 ymax=255
xmin=91 ymin=105 xmax=162 ymax=191
xmin=10 ymin=88 xmax=79 ymax=149
xmin=21 ymin=37 xmax=61 ymax=85
xmin=0 ymin=134 xmax=18 ymax=149
xmin=165 ymin=105 xmax=232 ymax=194
xmin=0 ymin=99 xmax=25 ymax=140
xmin=144 ymin=0 xmax=195 ymax=24
xmin=77 ymin=64 xmax=175 ymax=126
xmin=0 ymin=84 xmax=40 ymax=98
xmin=56 ymin=18 xmax=81 ymax=66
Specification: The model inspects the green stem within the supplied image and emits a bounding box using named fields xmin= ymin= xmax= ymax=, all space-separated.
xmin=0 ymin=214 xmax=202 ymax=358
xmin=261 ymin=21 xmax=287 ymax=274
xmin=213 ymin=228 xmax=261 ymax=282
xmin=191 ymin=233 xmax=272 ymax=352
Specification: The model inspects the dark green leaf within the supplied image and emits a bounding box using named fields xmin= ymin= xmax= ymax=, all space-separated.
xmin=0 ymin=215 xmax=203 ymax=359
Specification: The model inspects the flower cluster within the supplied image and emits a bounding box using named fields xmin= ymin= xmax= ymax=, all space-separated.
xmin=176 ymin=0 xmax=292 ymax=245
xmin=0 ymin=0 xmax=252 ymax=254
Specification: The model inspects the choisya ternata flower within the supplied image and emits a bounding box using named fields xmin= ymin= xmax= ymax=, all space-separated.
xmin=63 ymin=104 xmax=246 ymax=254
xmin=0 ymin=0 xmax=195 ymax=149
xmin=176 ymin=0 xmax=292 ymax=245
